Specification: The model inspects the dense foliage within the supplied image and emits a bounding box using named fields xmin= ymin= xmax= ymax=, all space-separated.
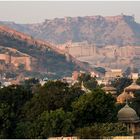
xmin=76 ymin=123 xmax=128 ymax=139
xmin=78 ymin=73 xmax=99 ymax=90
xmin=111 ymin=77 xmax=132 ymax=94
xmin=0 ymin=79 xmax=128 ymax=138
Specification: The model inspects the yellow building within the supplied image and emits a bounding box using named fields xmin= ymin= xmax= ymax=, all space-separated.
xmin=117 ymin=73 xmax=140 ymax=104
xmin=117 ymin=90 xmax=132 ymax=104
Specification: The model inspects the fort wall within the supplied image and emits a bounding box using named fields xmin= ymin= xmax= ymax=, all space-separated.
xmin=0 ymin=53 xmax=32 ymax=71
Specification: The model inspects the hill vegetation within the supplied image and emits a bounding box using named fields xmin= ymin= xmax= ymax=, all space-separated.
xmin=0 ymin=25 xmax=89 ymax=78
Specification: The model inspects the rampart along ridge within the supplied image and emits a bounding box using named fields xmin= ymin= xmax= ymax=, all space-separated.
xmin=0 ymin=53 xmax=32 ymax=71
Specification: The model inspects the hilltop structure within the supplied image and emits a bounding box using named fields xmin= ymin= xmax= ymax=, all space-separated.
xmin=0 ymin=53 xmax=32 ymax=71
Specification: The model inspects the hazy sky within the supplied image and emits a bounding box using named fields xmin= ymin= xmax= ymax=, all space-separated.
xmin=0 ymin=1 xmax=140 ymax=23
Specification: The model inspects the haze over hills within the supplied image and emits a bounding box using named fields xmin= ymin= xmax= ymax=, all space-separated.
xmin=0 ymin=25 xmax=90 ymax=79
xmin=1 ymin=14 xmax=140 ymax=78
xmin=1 ymin=15 xmax=140 ymax=46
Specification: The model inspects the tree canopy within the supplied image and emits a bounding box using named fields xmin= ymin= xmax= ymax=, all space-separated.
xmin=0 ymin=79 xmax=128 ymax=138
xmin=72 ymin=88 xmax=117 ymax=127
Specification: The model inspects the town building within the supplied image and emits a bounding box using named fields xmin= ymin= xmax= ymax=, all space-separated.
xmin=105 ymin=69 xmax=123 ymax=80
xmin=117 ymin=73 xmax=140 ymax=104
xmin=102 ymin=85 xmax=117 ymax=97
xmin=117 ymin=90 xmax=132 ymax=104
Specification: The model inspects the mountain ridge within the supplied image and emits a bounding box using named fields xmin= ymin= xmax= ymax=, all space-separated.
xmin=1 ymin=15 xmax=140 ymax=46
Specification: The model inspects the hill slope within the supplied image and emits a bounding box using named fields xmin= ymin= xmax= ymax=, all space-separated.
xmin=1 ymin=15 xmax=140 ymax=46
xmin=0 ymin=25 xmax=90 ymax=78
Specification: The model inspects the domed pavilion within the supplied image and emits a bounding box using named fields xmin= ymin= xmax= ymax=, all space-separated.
xmin=125 ymin=82 xmax=140 ymax=92
xmin=117 ymin=103 xmax=140 ymax=135
xmin=102 ymin=85 xmax=117 ymax=97
xmin=125 ymin=73 xmax=140 ymax=95
xmin=117 ymin=90 xmax=132 ymax=104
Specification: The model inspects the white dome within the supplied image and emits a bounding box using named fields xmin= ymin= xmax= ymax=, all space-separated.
xmin=117 ymin=104 xmax=139 ymax=122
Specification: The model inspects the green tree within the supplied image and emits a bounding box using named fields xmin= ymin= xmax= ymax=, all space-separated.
xmin=72 ymin=89 xmax=117 ymax=127
xmin=38 ymin=108 xmax=74 ymax=138
xmin=111 ymin=77 xmax=132 ymax=94
xmin=78 ymin=73 xmax=91 ymax=83
xmin=21 ymin=78 xmax=39 ymax=91
xmin=15 ymin=108 xmax=75 ymax=139
xmin=78 ymin=73 xmax=98 ymax=90
xmin=76 ymin=123 xmax=128 ymax=139
xmin=22 ymin=80 xmax=83 ymax=121
xmin=136 ymin=77 xmax=140 ymax=85
xmin=124 ymin=67 xmax=131 ymax=76
xmin=0 ymin=85 xmax=32 ymax=117
xmin=84 ymin=77 xmax=98 ymax=90
xmin=0 ymin=103 xmax=12 ymax=138
xmin=14 ymin=121 xmax=41 ymax=139
xmin=0 ymin=85 xmax=33 ymax=138
xmin=130 ymin=90 xmax=140 ymax=117
xmin=130 ymin=77 xmax=140 ymax=116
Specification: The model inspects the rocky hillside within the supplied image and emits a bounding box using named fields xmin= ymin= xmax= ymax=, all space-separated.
xmin=0 ymin=25 xmax=90 ymax=78
xmin=1 ymin=15 xmax=140 ymax=46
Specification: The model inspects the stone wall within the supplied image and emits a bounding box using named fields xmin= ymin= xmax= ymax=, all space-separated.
xmin=0 ymin=53 xmax=32 ymax=71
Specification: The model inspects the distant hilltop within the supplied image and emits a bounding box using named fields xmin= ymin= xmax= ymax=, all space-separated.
xmin=0 ymin=15 xmax=140 ymax=46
